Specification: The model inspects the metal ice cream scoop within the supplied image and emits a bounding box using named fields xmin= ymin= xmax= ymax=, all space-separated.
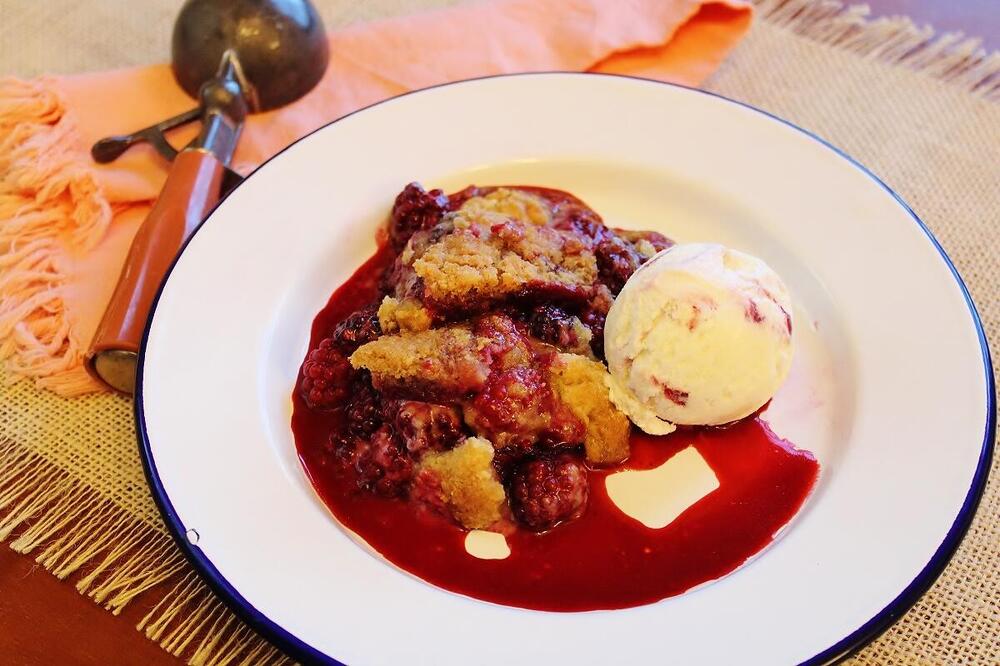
xmin=86 ymin=0 xmax=329 ymax=394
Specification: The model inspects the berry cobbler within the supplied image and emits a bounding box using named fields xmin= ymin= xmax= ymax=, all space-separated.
xmin=292 ymin=183 xmax=819 ymax=611
xmin=304 ymin=184 xmax=667 ymax=530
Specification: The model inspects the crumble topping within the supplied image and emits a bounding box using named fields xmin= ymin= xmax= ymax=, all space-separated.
xmin=417 ymin=437 xmax=506 ymax=529
xmin=377 ymin=296 xmax=433 ymax=333
xmin=458 ymin=187 xmax=552 ymax=226
xmin=350 ymin=327 xmax=491 ymax=399
xmin=404 ymin=210 xmax=598 ymax=314
xmin=301 ymin=182 xmax=674 ymax=533
xmin=550 ymin=353 xmax=631 ymax=464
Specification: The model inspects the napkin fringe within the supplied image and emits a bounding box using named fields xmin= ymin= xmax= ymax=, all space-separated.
xmin=0 ymin=438 xmax=290 ymax=665
xmin=755 ymin=0 xmax=1000 ymax=101
xmin=0 ymin=78 xmax=107 ymax=396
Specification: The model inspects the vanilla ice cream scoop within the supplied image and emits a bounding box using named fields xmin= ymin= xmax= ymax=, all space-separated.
xmin=604 ymin=243 xmax=793 ymax=431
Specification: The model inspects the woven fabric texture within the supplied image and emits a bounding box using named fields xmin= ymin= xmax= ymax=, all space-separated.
xmin=0 ymin=1 xmax=996 ymax=664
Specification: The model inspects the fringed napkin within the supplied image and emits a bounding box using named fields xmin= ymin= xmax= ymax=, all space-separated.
xmin=0 ymin=0 xmax=751 ymax=396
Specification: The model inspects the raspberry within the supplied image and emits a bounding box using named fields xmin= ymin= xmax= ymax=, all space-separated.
xmin=473 ymin=313 xmax=531 ymax=366
xmin=388 ymin=182 xmax=448 ymax=251
xmin=300 ymin=338 xmax=353 ymax=409
xmin=393 ymin=401 xmax=463 ymax=458
xmin=354 ymin=425 xmax=413 ymax=497
xmin=510 ymin=454 xmax=589 ymax=531
xmin=468 ymin=366 xmax=550 ymax=445
xmin=527 ymin=305 xmax=579 ymax=349
xmin=332 ymin=306 xmax=381 ymax=352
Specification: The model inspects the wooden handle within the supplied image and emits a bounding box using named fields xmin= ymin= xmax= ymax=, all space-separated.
xmin=86 ymin=149 xmax=224 ymax=393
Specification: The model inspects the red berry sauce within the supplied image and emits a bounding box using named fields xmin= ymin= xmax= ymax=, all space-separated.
xmin=293 ymin=244 xmax=820 ymax=612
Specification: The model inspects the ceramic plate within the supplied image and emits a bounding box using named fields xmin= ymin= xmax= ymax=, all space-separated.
xmin=136 ymin=73 xmax=993 ymax=665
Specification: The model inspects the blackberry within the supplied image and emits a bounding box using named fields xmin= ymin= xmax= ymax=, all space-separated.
xmin=332 ymin=306 xmax=381 ymax=352
xmin=595 ymin=234 xmax=642 ymax=295
xmin=354 ymin=425 xmax=413 ymax=497
xmin=345 ymin=374 xmax=382 ymax=437
xmin=388 ymin=182 xmax=448 ymax=251
xmin=393 ymin=401 xmax=463 ymax=458
xmin=527 ymin=304 xmax=579 ymax=349
xmin=510 ymin=454 xmax=589 ymax=532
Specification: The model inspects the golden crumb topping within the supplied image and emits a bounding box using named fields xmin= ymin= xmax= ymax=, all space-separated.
xmin=419 ymin=437 xmax=506 ymax=529
xmin=551 ymin=353 xmax=631 ymax=464
xmin=378 ymin=296 xmax=433 ymax=333
xmin=350 ymin=327 xmax=491 ymax=398
xmin=459 ymin=188 xmax=552 ymax=226
xmin=409 ymin=212 xmax=597 ymax=311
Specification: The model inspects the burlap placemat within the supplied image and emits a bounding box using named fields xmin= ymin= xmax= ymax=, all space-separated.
xmin=1 ymin=1 xmax=996 ymax=663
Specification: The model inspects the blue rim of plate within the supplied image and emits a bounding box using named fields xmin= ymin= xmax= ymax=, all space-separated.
xmin=134 ymin=72 xmax=995 ymax=666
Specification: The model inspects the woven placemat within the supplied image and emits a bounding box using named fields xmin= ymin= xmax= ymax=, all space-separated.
xmin=1 ymin=1 xmax=996 ymax=664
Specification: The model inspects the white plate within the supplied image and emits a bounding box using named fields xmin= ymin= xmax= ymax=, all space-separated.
xmin=137 ymin=73 xmax=994 ymax=665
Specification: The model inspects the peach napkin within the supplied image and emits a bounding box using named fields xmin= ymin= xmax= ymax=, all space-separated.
xmin=0 ymin=0 xmax=751 ymax=396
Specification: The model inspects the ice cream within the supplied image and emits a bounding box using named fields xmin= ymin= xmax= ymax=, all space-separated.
xmin=604 ymin=243 xmax=793 ymax=432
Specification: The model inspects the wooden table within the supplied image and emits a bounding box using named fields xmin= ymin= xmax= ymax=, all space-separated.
xmin=0 ymin=1 xmax=995 ymax=664
xmin=0 ymin=547 xmax=179 ymax=665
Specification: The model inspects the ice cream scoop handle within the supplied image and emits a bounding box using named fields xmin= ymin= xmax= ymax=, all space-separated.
xmin=85 ymin=149 xmax=224 ymax=393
